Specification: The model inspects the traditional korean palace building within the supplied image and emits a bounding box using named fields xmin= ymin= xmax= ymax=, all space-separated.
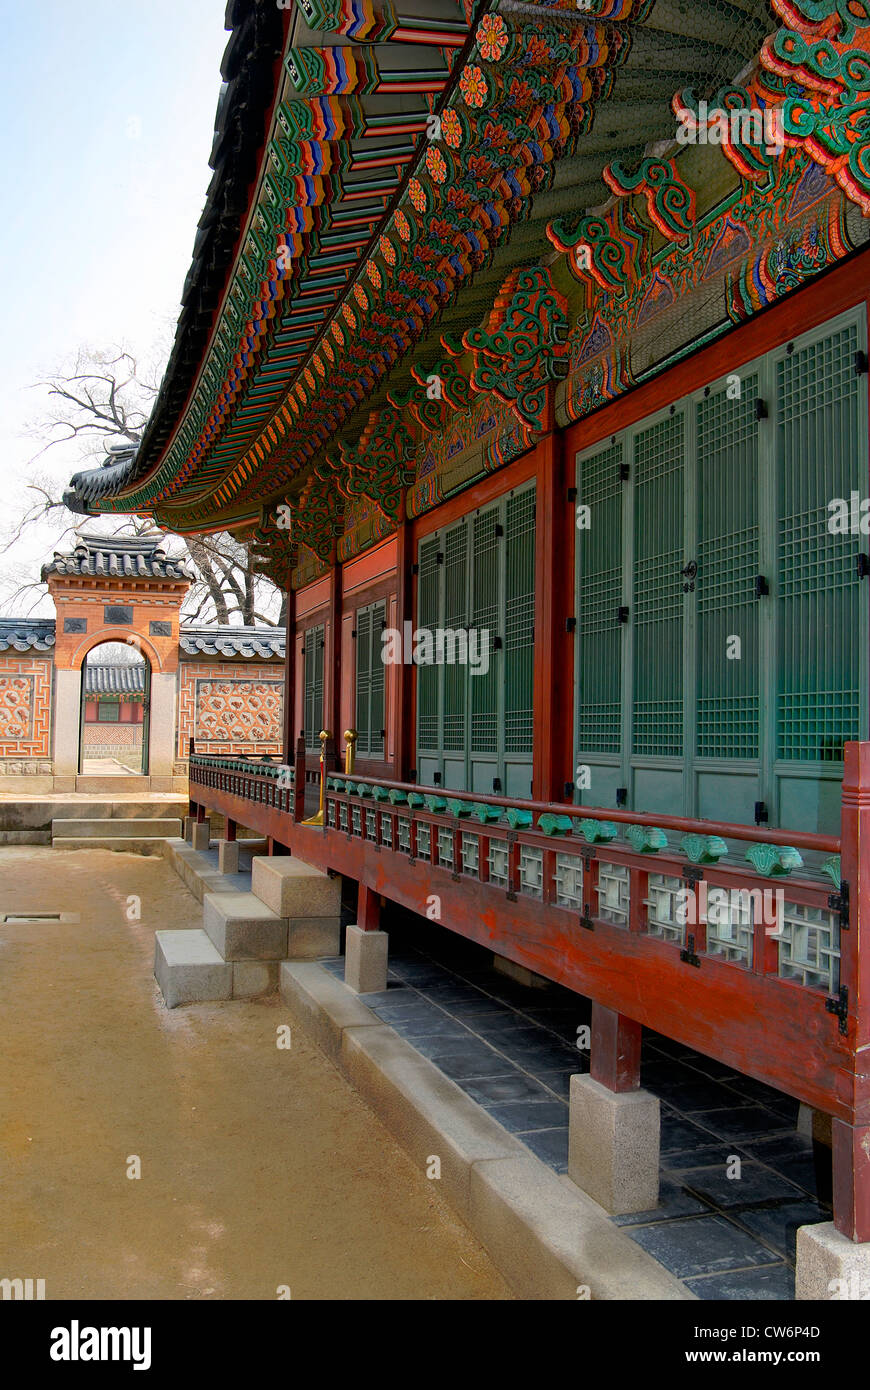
xmin=61 ymin=0 xmax=870 ymax=1292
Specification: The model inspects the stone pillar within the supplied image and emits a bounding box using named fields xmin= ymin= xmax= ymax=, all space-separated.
xmin=148 ymin=671 xmax=177 ymax=790
xmin=345 ymin=924 xmax=389 ymax=995
xmin=218 ymin=839 xmax=239 ymax=875
xmin=191 ymin=818 xmax=211 ymax=851
xmin=567 ymin=1003 xmax=659 ymax=1216
xmin=53 ymin=668 xmax=82 ymax=789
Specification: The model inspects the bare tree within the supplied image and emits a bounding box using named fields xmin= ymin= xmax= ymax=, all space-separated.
xmin=2 ymin=347 xmax=285 ymax=625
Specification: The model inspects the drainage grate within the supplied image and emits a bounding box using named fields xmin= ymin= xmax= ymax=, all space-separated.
xmin=1 ymin=913 xmax=76 ymax=924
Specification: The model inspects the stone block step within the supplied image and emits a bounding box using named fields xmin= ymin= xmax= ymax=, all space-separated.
xmin=155 ymin=929 xmax=232 ymax=1008
xmin=52 ymin=838 xmax=169 ymax=855
xmin=51 ymin=818 xmax=182 ymax=839
xmin=203 ymin=892 xmax=288 ymax=961
xmin=251 ymin=856 xmax=342 ymax=918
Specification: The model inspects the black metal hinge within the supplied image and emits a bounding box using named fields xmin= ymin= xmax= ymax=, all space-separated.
xmin=755 ymin=398 xmax=769 ymax=420
xmin=616 ymin=787 xmax=628 ymax=807
xmin=620 ymin=462 xmax=630 ymax=481
xmin=412 ymin=563 xmax=419 ymax=575
xmin=856 ymin=350 xmax=868 ymax=375
xmin=754 ymin=801 xmax=769 ymax=826
xmin=857 ymin=553 xmax=870 ymax=580
xmin=580 ymin=901 xmax=594 ymax=931
xmin=617 ymin=606 xmax=629 ymax=625
xmin=680 ymin=933 xmax=701 ymax=967
xmin=826 ymin=985 xmax=848 ymax=1035
xmin=566 ymin=617 xmax=576 ymax=633
xmin=828 ymin=880 xmax=850 ymax=930
xmin=567 ymin=486 xmax=577 ymax=503
xmin=755 ymin=575 xmax=769 ymax=598
xmin=565 ymin=781 xmax=575 ymax=797
xmin=495 ymin=523 xmax=504 ymax=538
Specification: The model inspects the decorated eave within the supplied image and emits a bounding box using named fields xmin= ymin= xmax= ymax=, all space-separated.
xmin=0 ymin=619 xmax=57 ymax=655
xmin=41 ymin=532 xmax=194 ymax=584
xmin=65 ymin=0 xmax=870 ymax=586
xmin=179 ymin=625 xmax=286 ymax=660
xmin=84 ymin=666 xmax=147 ymax=696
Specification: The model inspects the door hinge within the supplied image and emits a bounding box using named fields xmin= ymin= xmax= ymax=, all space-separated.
xmin=828 ymin=880 xmax=850 ymax=930
xmin=616 ymin=787 xmax=628 ymax=807
xmin=565 ymin=781 xmax=575 ymax=797
xmin=680 ymin=933 xmax=701 ymax=967
xmin=492 ymin=777 xmax=502 ymax=792
xmin=857 ymin=553 xmax=870 ymax=580
xmin=567 ymin=487 xmax=577 ymax=503
xmin=412 ymin=562 xmax=419 ymax=575
xmin=436 ymin=552 xmax=444 ymax=565
xmin=755 ymin=575 xmax=769 ymax=598
xmin=754 ymin=801 xmax=769 ymax=825
xmin=566 ymin=617 xmax=576 ymax=633
xmin=855 ymin=350 xmax=868 ymax=376
xmin=617 ymin=606 xmax=629 ymax=625
xmin=620 ymin=462 xmax=630 ymax=481
xmin=755 ymin=398 xmax=769 ymax=420
xmin=580 ymin=902 xmax=594 ymax=931
xmin=826 ymin=985 xmax=848 ymax=1035
xmin=495 ymin=523 xmax=504 ymax=538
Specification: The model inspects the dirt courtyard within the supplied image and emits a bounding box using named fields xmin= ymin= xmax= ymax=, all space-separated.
xmin=0 ymin=846 xmax=511 ymax=1300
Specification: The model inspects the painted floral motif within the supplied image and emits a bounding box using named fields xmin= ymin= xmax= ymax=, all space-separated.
xmin=342 ymin=302 xmax=357 ymax=328
xmin=460 ymin=64 xmax=488 ymax=108
xmin=408 ymin=177 xmax=428 ymax=213
xmin=379 ymin=234 xmax=397 ymax=265
xmin=351 ymin=285 xmax=368 ymax=312
xmin=425 ymin=145 xmax=447 ymax=183
xmin=478 ymin=13 xmax=509 ymax=62
xmin=366 ymin=260 xmax=383 ymax=290
xmin=441 ymin=108 xmax=463 ymax=149
xmin=395 ymin=208 xmax=411 ymax=241
xmin=194 ymin=679 xmax=282 ymax=747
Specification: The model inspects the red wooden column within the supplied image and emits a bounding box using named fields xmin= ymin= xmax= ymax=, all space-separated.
xmin=832 ymin=741 xmax=870 ymax=1241
xmin=328 ymin=560 xmax=342 ymax=754
xmin=532 ymin=431 xmax=573 ymax=803
xmin=589 ymin=1001 xmax=642 ymax=1092
xmin=394 ymin=516 xmax=414 ymax=782
xmin=282 ymin=588 xmax=295 ymax=765
xmin=357 ymin=882 xmax=381 ymax=932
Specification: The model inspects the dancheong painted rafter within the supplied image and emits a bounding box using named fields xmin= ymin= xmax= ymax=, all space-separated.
xmin=65 ymin=0 xmax=870 ymax=584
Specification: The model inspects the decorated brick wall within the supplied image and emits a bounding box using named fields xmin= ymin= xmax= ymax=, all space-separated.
xmin=0 ymin=656 xmax=53 ymax=765
xmin=176 ymin=662 xmax=283 ymax=759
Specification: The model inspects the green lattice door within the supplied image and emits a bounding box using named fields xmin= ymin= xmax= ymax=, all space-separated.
xmin=774 ymin=318 xmax=867 ymax=829
xmin=303 ymin=623 xmax=324 ymax=751
xmin=574 ymin=307 xmax=867 ymax=832
xmin=355 ymin=600 xmax=385 ymax=758
xmin=416 ymin=482 xmax=535 ymax=793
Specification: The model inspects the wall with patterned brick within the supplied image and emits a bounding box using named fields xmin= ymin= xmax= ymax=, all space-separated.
xmin=0 ymin=656 xmax=52 ymax=760
xmin=176 ymin=662 xmax=284 ymax=758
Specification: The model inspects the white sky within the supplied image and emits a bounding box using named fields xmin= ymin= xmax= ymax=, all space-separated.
xmin=0 ymin=0 xmax=231 ymax=615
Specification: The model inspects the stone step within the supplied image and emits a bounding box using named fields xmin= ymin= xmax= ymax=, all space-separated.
xmin=75 ymin=775 xmax=153 ymax=793
xmin=251 ymin=855 xmax=342 ymax=918
xmin=203 ymin=892 xmax=288 ymax=961
xmin=51 ymin=818 xmax=183 ymax=839
xmin=154 ymin=928 xmax=278 ymax=1007
xmin=51 ymin=838 xmax=170 ymax=855
xmin=154 ymin=929 xmax=232 ymax=1008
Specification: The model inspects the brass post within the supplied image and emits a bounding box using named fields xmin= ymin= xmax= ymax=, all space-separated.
xmin=344 ymin=728 xmax=357 ymax=776
xmin=301 ymin=728 xmax=330 ymax=826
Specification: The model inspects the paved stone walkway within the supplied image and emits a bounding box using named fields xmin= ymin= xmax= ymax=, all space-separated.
xmin=0 ymin=848 xmax=511 ymax=1300
xmin=324 ymin=909 xmax=832 ymax=1301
